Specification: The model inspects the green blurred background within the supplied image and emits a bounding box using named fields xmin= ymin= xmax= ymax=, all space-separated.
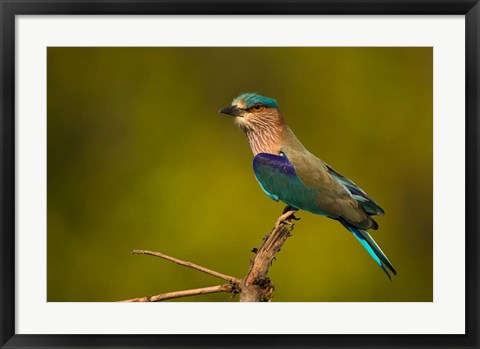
xmin=47 ymin=47 xmax=432 ymax=302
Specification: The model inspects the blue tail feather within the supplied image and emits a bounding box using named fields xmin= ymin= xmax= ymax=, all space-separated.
xmin=339 ymin=220 xmax=397 ymax=279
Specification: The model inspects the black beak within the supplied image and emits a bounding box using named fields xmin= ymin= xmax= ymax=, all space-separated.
xmin=219 ymin=105 xmax=242 ymax=117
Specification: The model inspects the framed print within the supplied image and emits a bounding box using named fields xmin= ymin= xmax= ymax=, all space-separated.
xmin=1 ymin=1 xmax=479 ymax=348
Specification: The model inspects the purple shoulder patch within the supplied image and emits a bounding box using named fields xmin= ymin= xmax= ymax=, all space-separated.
xmin=253 ymin=153 xmax=297 ymax=177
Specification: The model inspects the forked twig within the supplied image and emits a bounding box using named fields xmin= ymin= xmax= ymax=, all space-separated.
xmin=121 ymin=209 xmax=298 ymax=302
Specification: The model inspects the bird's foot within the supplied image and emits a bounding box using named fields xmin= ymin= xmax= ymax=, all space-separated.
xmin=275 ymin=208 xmax=300 ymax=227
xmin=282 ymin=205 xmax=301 ymax=221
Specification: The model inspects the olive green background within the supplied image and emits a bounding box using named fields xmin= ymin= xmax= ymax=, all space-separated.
xmin=47 ymin=47 xmax=432 ymax=302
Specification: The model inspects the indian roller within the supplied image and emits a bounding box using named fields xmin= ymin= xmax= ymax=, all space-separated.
xmin=220 ymin=92 xmax=397 ymax=279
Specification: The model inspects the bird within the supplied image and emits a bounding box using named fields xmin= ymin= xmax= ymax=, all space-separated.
xmin=219 ymin=92 xmax=396 ymax=279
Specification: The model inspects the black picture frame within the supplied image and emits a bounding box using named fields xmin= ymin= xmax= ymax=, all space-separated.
xmin=1 ymin=1 xmax=478 ymax=348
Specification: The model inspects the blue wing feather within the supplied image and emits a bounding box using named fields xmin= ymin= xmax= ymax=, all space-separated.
xmin=326 ymin=165 xmax=384 ymax=216
xmin=252 ymin=153 xmax=326 ymax=215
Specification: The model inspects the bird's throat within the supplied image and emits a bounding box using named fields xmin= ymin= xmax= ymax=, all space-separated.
xmin=245 ymin=126 xmax=283 ymax=155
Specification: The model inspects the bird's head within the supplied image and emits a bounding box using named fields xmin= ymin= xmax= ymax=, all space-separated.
xmin=219 ymin=93 xmax=284 ymax=132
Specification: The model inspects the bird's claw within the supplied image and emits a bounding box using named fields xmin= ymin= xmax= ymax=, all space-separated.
xmin=282 ymin=205 xmax=298 ymax=214
xmin=282 ymin=205 xmax=300 ymax=221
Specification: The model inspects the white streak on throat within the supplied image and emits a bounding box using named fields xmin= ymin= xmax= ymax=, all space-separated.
xmin=233 ymin=110 xmax=285 ymax=155
xmin=245 ymin=126 xmax=283 ymax=155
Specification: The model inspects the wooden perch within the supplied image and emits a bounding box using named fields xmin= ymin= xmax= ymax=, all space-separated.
xmin=240 ymin=210 xmax=296 ymax=301
xmin=120 ymin=209 xmax=298 ymax=302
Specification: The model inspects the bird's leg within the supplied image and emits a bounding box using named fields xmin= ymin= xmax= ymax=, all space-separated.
xmin=282 ymin=205 xmax=301 ymax=221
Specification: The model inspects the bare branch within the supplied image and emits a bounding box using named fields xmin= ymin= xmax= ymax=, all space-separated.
xmin=125 ymin=210 xmax=298 ymax=302
xmin=132 ymin=249 xmax=240 ymax=283
xmin=120 ymin=283 xmax=233 ymax=302
xmin=240 ymin=210 xmax=297 ymax=302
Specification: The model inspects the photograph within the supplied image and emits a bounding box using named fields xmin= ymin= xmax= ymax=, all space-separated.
xmin=2 ymin=1 xmax=478 ymax=347
xmin=47 ymin=47 xmax=433 ymax=302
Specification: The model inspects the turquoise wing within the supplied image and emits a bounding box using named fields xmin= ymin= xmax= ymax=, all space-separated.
xmin=252 ymin=152 xmax=324 ymax=215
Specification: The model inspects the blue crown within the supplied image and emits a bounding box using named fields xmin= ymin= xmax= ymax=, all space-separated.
xmin=233 ymin=93 xmax=279 ymax=109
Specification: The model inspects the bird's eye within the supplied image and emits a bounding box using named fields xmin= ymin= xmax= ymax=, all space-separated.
xmin=252 ymin=104 xmax=264 ymax=111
